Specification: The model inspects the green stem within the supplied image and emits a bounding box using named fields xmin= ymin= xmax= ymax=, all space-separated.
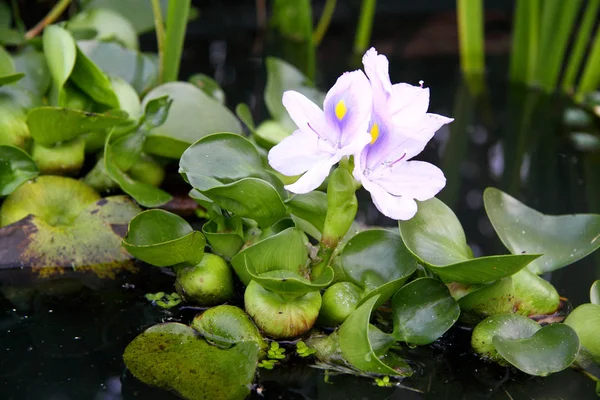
xmin=313 ymin=0 xmax=337 ymax=46
xmin=457 ymin=0 xmax=484 ymax=76
xmin=24 ymin=0 xmax=72 ymax=39
xmin=509 ymin=0 xmax=540 ymax=85
xmin=353 ymin=0 xmax=376 ymax=55
xmin=562 ymin=0 xmax=600 ymax=93
xmin=151 ymin=0 xmax=166 ymax=84
xmin=163 ymin=0 xmax=191 ymax=83
xmin=576 ymin=26 xmax=600 ymax=102
xmin=10 ymin=0 xmax=25 ymax=33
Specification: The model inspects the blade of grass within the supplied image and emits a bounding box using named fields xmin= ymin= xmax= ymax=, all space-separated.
xmin=536 ymin=0 xmax=583 ymax=92
xmin=163 ymin=0 xmax=191 ymax=83
xmin=354 ymin=0 xmax=376 ymax=55
xmin=576 ymin=26 xmax=600 ymax=101
xmin=313 ymin=0 xmax=337 ymax=46
xmin=509 ymin=0 xmax=540 ymax=85
xmin=457 ymin=0 xmax=484 ymax=76
xmin=562 ymin=0 xmax=600 ymax=93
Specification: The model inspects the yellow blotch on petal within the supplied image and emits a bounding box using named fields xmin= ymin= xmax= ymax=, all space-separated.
xmin=335 ymin=100 xmax=347 ymax=121
xmin=370 ymin=123 xmax=379 ymax=144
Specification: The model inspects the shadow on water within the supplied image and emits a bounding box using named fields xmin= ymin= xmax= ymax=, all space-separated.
xmin=2 ymin=2 xmax=600 ymax=399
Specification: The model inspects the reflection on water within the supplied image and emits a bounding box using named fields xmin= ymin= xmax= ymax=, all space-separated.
xmin=2 ymin=14 xmax=599 ymax=400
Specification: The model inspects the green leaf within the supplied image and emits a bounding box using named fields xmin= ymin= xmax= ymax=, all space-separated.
xmin=202 ymin=178 xmax=286 ymax=229
xmin=43 ymin=25 xmax=77 ymax=106
xmin=188 ymin=73 xmax=225 ymax=104
xmin=235 ymin=103 xmax=255 ymax=131
xmin=77 ymin=40 xmax=157 ymax=94
xmin=391 ymin=278 xmax=460 ymax=345
xmin=337 ymin=295 xmax=412 ymax=377
xmin=140 ymin=95 xmax=172 ymax=131
xmin=202 ymin=218 xmax=245 ymax=260
xmin=565 ymin=303 xmax=600 ymax=359
xmin=122 ymin=209 xmax=205 ymax=267
xmin=180 ymin=133 xmax=263 ymax=188
xmin=247 ymin=268 xmax=334 ymax=296
xmin=26 ymin=107 xmax=129 ymax=146
xmin=83 ymin=0 xmax=168 ymax=34
xmin=67 ymin=8 xmax=138 ymax=50
xmin=399 ymin=197 xmax=539 ymax=284
xmin=0 ymin=145 xmax=39 ymax=196
xmin=110 ymin=77 xmax=142 ymax=122
xmin=456 ymin=278 xmax=517 ymax=323
xmin=231 ymin=227 xmax=308 ymax=286
xmin=0 ymin=46 xmax=23 ymax=85
xmin=493 ymin=324 xmax=580 ymax=376
xmin=264 ymin=57 xmax=323 ymax=130
xmin=123 ymin=323 xmax=259 ymax=400
xmin=592 ymin=280 xmax=600 ymax=305
xmin=12 ymin=50 xmax=51 ymax=97
xmin=254 ymin=120 xmax=293 ymax=148
xmin=483 ymin=187 xmax=600 ymax=274
xmin=70 ymin=46 xmax=120 ymax=108
xmin=0 ymin=176 xmax=141 ymax=278
xmin=141 ymin=82 xmax=241 ymax=158
xmin=339 ymin=229 xmax=417 ymax=306
xmin=104 ymin=130 xmax=172 ymax=207
xmin=286 ymin=191 xmax=328 ymax=239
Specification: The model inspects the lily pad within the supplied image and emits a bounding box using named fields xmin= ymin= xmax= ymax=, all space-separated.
xmin=398 ymin=197 xmax=539 ymax=284
xmin=391 ymin=278 xmax=460 ymax=345
xmin=141 ymin=82 xmax=241 ymax=158
xmin=77 ymin=40 xmax=157 ymax=94
xmin=231 ymin=227 xmax=309 ymax=286
xmin=339 ymin=229 xmax=417 ymax=306
xmin=122 ymin=209 xmax=205 ymax=267
xmin=0 ymin=176 xmax=141 ymax=278
xmin=26 ymin=106 xmax=129 ymax=146
xmin=123 ymin=323 xmax=259 ymax=400
xmin=337 ymin=295 xmax=412 ymax=377
xmin=493 ymin=324 xmax=580 ymax=376
xmin=483 ymin=187 xmax=600 ymax=274
xmin=0 ymin=145 xmax=39 ymax=196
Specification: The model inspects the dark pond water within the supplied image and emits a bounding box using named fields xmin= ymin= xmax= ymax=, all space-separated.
xmin=1 ymin=2 xmax=599 ymax=399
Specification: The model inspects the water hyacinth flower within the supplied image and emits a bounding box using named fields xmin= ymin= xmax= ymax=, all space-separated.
xmin=268 ymin=71 xmax=373 ymax=194
xmin=354 ymin=48 xmax=453 ymax=220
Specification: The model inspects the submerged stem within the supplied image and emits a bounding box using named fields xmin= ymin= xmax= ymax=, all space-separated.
xmin=24 ymin=0 xmax=72 ymax=39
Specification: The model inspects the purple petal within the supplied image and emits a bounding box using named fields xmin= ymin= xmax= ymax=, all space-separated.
xmin=388 ymin=83 xmax=430 ymax=127
xmin=374 ymin=160 xmax=446 ymax=201
xmin=362 ymin=178 xmax=418 ymax=220
xmin=284 ymin=156 xmax=339 ymax=194
xmin=268 ymin=130 xmax=334 ymax=176
xmin=282 ymin=91 xmax=334 ymax=142
xmin=323 ymin=70 xmax=372 ymax=147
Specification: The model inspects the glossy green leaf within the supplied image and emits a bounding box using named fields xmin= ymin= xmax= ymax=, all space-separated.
xmin=110 ymin=77 xmax=142 ymax=122
xmin=140 ymin=95 xmax=172 ymax=131
xmin=188 ymin=73 xmax=225 ymax=104
xmin=0 ymin=91 xmax=30 ymax=148
xmin=471 ymin=314 xmax=542 ymax=362
xmin=339 ymin=229 xmax=417 ymax=306
xmin=68 ymin=8 xmax=138 ymax=50
xmin=264 ymin=57 xmax=323 ymax=130
xmin=122 ymin=209 xmax=205 ymax=267
xmin=26 ymin=107 xmax=128 ymax=146
xmin=231 ymin=227 xmax=308 ymax=286
xmin=202 ymin=178 xmax=286 ymax=228
xmin=286 ymin=191 xmax=328 ymax=239
xmin=457 ymin=278 xmax=517 ymax=323
xmin=399 ymin=197 xmax=539 ymax=284
xmin=202 ymin=219 xmax=245 ymax=260
xmin=247 ymin=266 xmax=334 ymax=296
xmin=12 ymin=50 xmax=51 ymax=97
xmin=254 ymin=120 xmax=293 ymax=148
xmin=0 ymin=46 xmax=23 ymax=85
xmin=565 ymin=303 xmax=600 ymax=359
xmin=43 ymin=25 xmax=77 ymax=106
xmin=235 ymin=103 xmax=255 ymax=131
xmin=77 ymin=40 xmax=157 ymax=94
xmin=0 ymin=145 xmax=39 ymax=196
xmin=484 ymin=187 xmax=600 ymax=274
xmin=123 ymin=323 xmax=259 ymax=400
xmin=391 ymin=278 xmax=460 ymax=345
xmin=337 ymin=295 xmax=412 ymax=377
xmin=592 ymin=280 xmax=600 ymax=305
xmin=180 ymin=133 xmax=263 ymax=189
xmin=0 ymin=176 xmax=141 ymax=278
xmin=511 ymin=269 xmax=560 ymax=316
xmin=141 ymin=82 xmax=241 ymax=158
xmin=70 ymin=46 xmax=119 ymax=108
xmin=109 ymin=131 xmax=144 ymax=171
xmin=104 ymin=130 xmax=172 ymax=207
xmin=175 ymin=253 xmax=235 ymax=306
xmin=494 ymin=324 xmax=580 ymax=376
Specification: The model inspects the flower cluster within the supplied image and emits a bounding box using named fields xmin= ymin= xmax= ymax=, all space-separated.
xmin=268 ymin=48 xmax=453 ymax=220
